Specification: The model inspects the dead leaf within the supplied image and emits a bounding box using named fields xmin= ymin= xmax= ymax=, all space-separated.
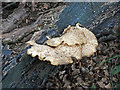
xmin=105 ymin=83 xmax=111 ymax=89
xmin=43 ymin=3 xmax=49 ymax=9
xmin=97 ymin=81 xmax=105 ymax=88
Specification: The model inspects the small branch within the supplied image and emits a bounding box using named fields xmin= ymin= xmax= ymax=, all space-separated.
xmin=2 ymin=15 xmax=43 ymax=44
xmin=2 ymin=24 xmax=37 ymax=44
xmin=2 ymin=4 xmax=27 ymax=34
xmin=109 ymin=62 xmax=114 ymax=90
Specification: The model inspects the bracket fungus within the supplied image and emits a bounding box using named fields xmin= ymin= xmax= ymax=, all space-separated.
xmin=26 ymin=23 xmax=98 ymax=65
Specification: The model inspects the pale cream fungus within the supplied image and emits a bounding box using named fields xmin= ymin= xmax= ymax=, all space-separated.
xmin=26 ymin=23 xmax=98 ymax=65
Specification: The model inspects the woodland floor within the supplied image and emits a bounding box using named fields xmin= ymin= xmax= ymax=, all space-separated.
xmin=1 ymin=2 xmax=120 ymax=89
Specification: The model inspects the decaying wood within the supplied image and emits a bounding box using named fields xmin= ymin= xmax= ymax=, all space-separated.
xmin=2 ymin=28 xmax=59 ymax=88
xmin=2 ymin=4 xmax=27 ymax=34
xmin=2 ymin=15 xmax=43 ymax=44
xmin=2 ymin=24 xmax=38 ymax=44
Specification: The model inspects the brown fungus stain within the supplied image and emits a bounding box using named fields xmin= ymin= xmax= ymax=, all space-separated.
xmin=26 ymin=23 xmax=98 ymax=65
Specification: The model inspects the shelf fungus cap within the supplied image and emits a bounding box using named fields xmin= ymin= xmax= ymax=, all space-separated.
xmin=26 ymin=23 xmax=98 ymax=65
xmin=26 ymin=40 xmax=73 ymax=65
xmin=46 ymin=26 xmax=87 ymax=47
xmin=76 ymin=23 xmax=98 ymax=57
xmin=46 ymin=37 xmax=63 ymax=47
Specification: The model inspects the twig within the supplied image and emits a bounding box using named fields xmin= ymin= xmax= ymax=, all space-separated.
xmin=109 ymin=62 xmax=114 ymax=90
xmin=34 ymin=14 xmax=43 ymax=24
xmin=2 ymin=13 xmax=43 ymax=44
xmin=2 ymin=4 xmax=27 ymax=34
xmin=0 ymin=2 xmax=17 ymax=11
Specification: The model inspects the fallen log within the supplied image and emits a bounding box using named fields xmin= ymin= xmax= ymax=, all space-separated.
xmin=2 ymin=2 xmax=120 ymax=88
xmin=2 ymin=28 xmax=59 ymax=88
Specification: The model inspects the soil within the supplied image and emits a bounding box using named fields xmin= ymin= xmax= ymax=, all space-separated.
xmin=2 ymin=2 xmax=120 ymax=89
